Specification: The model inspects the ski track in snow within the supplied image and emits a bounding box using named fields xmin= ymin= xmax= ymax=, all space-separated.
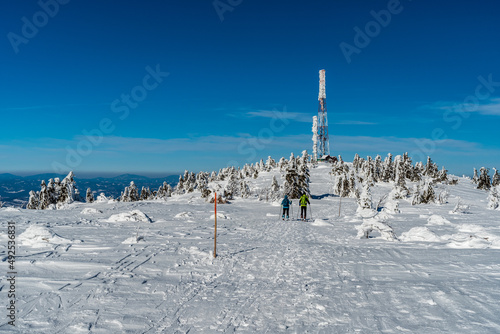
xmin=1 ymin=163 xmax=500 ymax=333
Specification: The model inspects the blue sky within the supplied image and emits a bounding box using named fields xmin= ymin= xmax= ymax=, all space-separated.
xmin=1 ymin=0 xmax=499 ymax=177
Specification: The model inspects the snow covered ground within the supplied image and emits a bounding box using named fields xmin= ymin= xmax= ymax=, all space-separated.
xmin=1 ymin=162 xmax=500 ymax=333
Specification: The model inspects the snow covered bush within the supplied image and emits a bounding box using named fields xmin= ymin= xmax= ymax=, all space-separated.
xmin=436 ymin=188 xmax=449 ymax=205
xmin=450 ymin=199 xmax=470 ymax=214
xmin=356 ymin=218 xmax=398 ymax=241
xmin=96 ymin=193 xmax=108 ymax=203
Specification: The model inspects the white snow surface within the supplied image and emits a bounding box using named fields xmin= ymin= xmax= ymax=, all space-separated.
xmin=1 ymin=162 xmax=500 ymax=333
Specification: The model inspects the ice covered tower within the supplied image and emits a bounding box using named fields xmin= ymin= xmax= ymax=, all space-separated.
xmin=317 ymin=69 xmax=330 ymax=157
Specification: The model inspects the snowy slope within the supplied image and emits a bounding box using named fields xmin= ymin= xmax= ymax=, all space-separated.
xmin=1 ymin=162 xmax=500 ymax=333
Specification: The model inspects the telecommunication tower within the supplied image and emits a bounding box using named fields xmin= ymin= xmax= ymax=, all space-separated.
xmin=317 ymin=69 xmax=330 ymax=157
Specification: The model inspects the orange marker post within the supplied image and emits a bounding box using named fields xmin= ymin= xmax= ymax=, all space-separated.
xmin=214 ymin=192 xmax=217 ymax=258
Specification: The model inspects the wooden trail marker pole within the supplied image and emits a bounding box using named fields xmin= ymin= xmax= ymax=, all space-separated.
xmin=214 ymin=192 xmax=217 ymax=258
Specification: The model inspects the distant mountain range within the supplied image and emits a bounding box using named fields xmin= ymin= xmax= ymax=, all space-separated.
xmin=0 ymin=173 xmax=180 ymax=207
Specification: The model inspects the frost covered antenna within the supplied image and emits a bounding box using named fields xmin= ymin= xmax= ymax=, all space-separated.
xmin=312 ymin=116 xmax=318 ymax=161
xmin=317 ymin=69 xmax=330 ymax=157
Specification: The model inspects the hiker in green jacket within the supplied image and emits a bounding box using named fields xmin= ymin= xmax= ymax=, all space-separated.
xmin=299 ymin=193 xmax=310 ymax=221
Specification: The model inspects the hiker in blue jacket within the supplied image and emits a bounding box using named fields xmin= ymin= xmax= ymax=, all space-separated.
xmin=281 ymin=195 xmax=292 ymax=220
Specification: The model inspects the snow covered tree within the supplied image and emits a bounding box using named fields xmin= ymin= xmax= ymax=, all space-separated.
xmin=381 ymin=153 xmax=393 ymax=182
xmin=333 ymin=173 xmax=350 ymax=198
xmin=240 ymin=180 xmax=251 ymax=198
xmin=283 ymin=165 xmax=302 ymax=199
xmin=183 ymin=172 xmax=196 ymax=193
xmin=392 ymin=159 xmax=409 ymax=199
xmin=139 ymin=186 xmax=150 ymax=201
xmin=374 ymin=155 xmax=383 ymax=181
xmin=435 ymin=166 xmax=448 ymax=183
xmin=196 ymin=172 xmax=211 ymax=199
xmin=156 ymin=181 xmax=172 ymax=200
xmin=357 ymin=183 xmax=372 ymax=210
xmin=472 ymin=168 xmax=479 ymax=184
xmin=86 ymin=188 xmax=94 ymax=203
xmin=278 ymin=157 xmax=288 ymax=171
xmin=252 ymin=167 xmax=259 ymax=179
xmin=129 ymin=181 xmax=139 ymax=201
xmin=300 ymin=150 xmax=310 ymax=166
xmin=424 ymin=156 xmax=438 ymax=178
xmin=174 ymin=175 xmax=185 ymax=195
xmin=487 ymin=186 xmax=499 ymax=210
xmin=298 ymin=163 xmax=311 ymax=197
xmin=492 ymin=168 xmax=499 ymax=187
xmin=348 ymin=171 xmax=360 ymax=199
xmin=47 ymin=178 xmax=57 ymax=205
xmin=477 ymin=167 xmax=491 ymax=190
xmin=224 ymin=174 xmax=239 ymax=200
xmin=27 ymin=190 xmax=39 ymax=209
xmin=121 ymin=187 xmax=130 ymax=202
xmin=421 ymin=181 xmax=436 ymax=204
xmin=353 ymin=153 xmax=361 ymax=171
xmin=265 ymin=156 xmax=276 ymax=171
xmin=410 ymin=184 xmax=422 ymax=205
xmin=39 ymin=180 xmax=49 ymax=209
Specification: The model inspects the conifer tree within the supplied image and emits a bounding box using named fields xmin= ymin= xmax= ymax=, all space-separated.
xmin=353 ymin=153 xmax=361 ymax=171
xmin=174 ymin=175 xmax=185 ymax=195
xmin=58 ymin=178 xmax=70 ymax=205
xmin=477 ymin=167 xmax=491 ymax=190
xmin=240 ymin=180 xmax=251 ymax=198
xmin=278 ymin=157 xmax=288 ymax=171
xmin=410 ymin=184 xmax=422 ymax=205
xmin=224 ymin=174 xmax=239 ymax=200
xmin=393 ymin=159 xmax=409 ymax=199
xmin=140 ymin=186 xmax=150 ymax=201
xmin=121 ymin=186 xmax=130 ymax=202
xmin=374 ymin=155 xmax=383 ymax=181
xmin=435 ymin=166 xmax=448 ymax=183
xmin=27 ymin=190 xmax=39 ymax=209
xmin=298 ymin=164 xmax=310 ymax=197
xmin=39 ymin=180 xmax=49 ymax=209
xmin=472 ymin=168 xmax=479 ymax=184
xmin=492 ymin=168 xmax=499 ymax=187
xmin=47 ymin=178 xmax=57 ymax=205
xmin=381 ymin=153 xmax=393 ymax=182
xmin=421 ymin=181 xmax=436 ymax=204
xmin=129 ymin=181 xmax=139 ymax=201
xmin=283 ymin=164 xmax=301 ymax=199
xmin=358 ymin=183 xmax=372 ymax=210
xmin=348 ymin=171 xmax=360 ymax=199
xmin=86 ymin=188 xmax=94 ymax=203
xmin=334 ymin=173 xmax=350 ymax=198
xmin=487 ymin=186 xmax=499 ymax=210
